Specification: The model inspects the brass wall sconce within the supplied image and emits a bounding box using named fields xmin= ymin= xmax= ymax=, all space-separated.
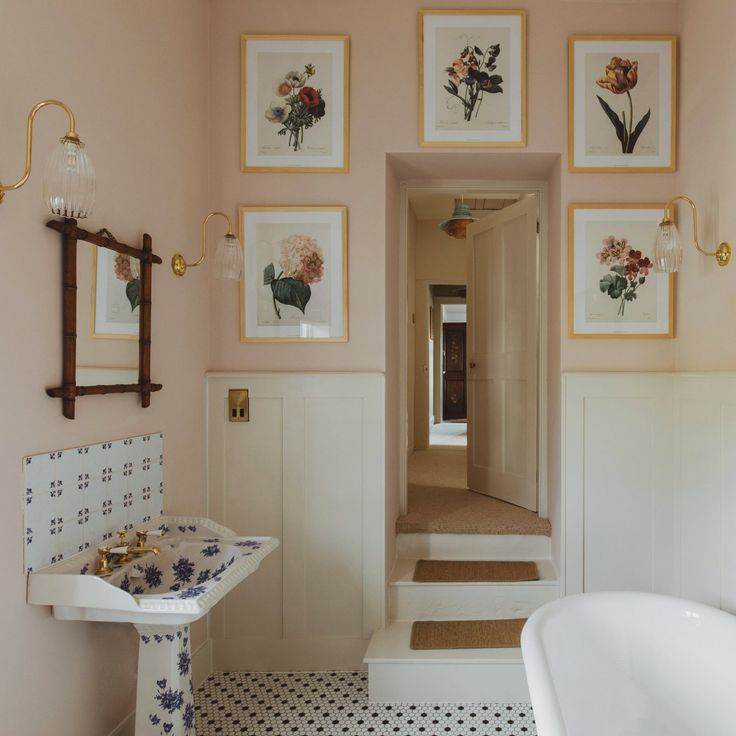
xmin=653 ymin=195 xmax=732 ymax=272
xmin=0 ymin=99 xmax=95 ymax=218
xmin=171 ymin=211 xmax=243 ymax=280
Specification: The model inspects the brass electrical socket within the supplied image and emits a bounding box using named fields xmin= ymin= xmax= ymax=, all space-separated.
xmin=228 ymin=389 xmax=249 ymax=422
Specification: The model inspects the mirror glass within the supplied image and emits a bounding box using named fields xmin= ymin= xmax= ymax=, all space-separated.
xmin=75 ymin=238 xmax=140 ymax=386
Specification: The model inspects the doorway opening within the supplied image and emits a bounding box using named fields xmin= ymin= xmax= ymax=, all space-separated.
xmin=429 ymin=286 xmax=467 ymax=448
xmin=400 ymin=182 xmax=548 ymax=527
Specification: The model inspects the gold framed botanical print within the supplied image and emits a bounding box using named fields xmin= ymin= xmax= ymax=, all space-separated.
xmin=240 ymin=206 xmax=348 ymax=342
xmin=419 ymin=9 xmax=526 ymax=147
xmin=241 ymin=35 xmax=349 ymax=173
xmin=569 ymin=204 xmax=674 ymax=339
xmin=569 ymin=35 xmax=677 ymax=172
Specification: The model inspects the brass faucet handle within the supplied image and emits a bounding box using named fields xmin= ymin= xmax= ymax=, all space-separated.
xmin=116 ymin=530 xmax=128 ymax=546
xmin=135 ymin=530 xmax=148 ymax=548
xmin=95 ymin=547 xmax=113 ymax=577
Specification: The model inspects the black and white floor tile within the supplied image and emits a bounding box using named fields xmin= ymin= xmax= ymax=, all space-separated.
xmin=195 ymin=671 xmax=536 ymax=736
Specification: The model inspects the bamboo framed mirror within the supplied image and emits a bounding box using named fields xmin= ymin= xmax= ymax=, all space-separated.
xmin=45 ymin=218 xmax=163 ymax=419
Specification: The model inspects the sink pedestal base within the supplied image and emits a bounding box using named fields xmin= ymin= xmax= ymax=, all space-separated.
xmin=134 ymin=624 xmax=196 ymax=735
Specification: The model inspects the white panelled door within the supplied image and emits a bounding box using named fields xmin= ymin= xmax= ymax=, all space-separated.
xmin=466 ymin=195 xmax=539 ymax=511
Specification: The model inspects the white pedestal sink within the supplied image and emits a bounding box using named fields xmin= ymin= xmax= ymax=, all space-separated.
xmin=28 ymin=516 xmax=278 ymax=736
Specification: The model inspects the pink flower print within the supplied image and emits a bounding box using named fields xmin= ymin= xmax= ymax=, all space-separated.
xmin=278 ymin=234 xmax=325 ymax=285
xmin=596 ymin=235 xmax=631 ymax=266
xmin=114 ymin=253 xmax=140 ymax=283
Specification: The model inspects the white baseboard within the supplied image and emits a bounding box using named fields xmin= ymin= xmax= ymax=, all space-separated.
xmin=107 ymin=638 xmax=213 ymax=736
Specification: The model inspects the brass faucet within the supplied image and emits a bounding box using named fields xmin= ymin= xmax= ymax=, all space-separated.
xmin=128 ymin=529 xmax=161 ymax=555
xmin=128 ymin=545 xmax=161 ymax=556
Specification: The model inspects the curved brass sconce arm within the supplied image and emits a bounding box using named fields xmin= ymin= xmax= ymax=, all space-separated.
xmin=171 ymin=211 xmax=235 ymax=276
xmin=663 ymin=195 xmax=732 ymax=267
xmin=0 ymin=99 xmax=79 ymax=204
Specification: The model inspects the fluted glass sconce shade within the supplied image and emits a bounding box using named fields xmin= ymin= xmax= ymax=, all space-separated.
xmin=653 ymin=219 xmax=682 ymax=273
xmin=172 ymin=211 xmax=240 ymax=278
xmin=214 ymin=233 xmax=244 ymax=280
xmin=43 ymin=136 xmax=96 ymax=219
xmin=654 ymin=195 xmax=732 ymax=272
xmin=0 ymin=99 xmax=95 ymax=215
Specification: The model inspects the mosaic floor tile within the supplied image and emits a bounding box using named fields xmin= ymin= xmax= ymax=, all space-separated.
xmin=195 ymin=671 xmax=536 ymax=736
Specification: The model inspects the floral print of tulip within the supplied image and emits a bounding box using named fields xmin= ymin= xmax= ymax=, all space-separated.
xmin=443 ymin=43 xmax=503 ymax=122
xmin=595 ymin=56 xmax=651 ymax=154
xmin=264 ymin=63 xmax=326 ymax=151
xmin=597 ymin=235 xmax=654 ymax=316
xmin=263 ymin=234 xmax=325 ymax=319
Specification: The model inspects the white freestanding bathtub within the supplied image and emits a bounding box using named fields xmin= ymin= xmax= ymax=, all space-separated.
xmin=521 ymin=591 xmax=736 ymax=736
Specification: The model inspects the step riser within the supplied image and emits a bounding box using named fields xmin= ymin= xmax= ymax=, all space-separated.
xmin=397 ymin=533 xmax=551 ymax=560
xmin=368 ymin=662 xmax=530 ymax=703
xmin=390 ymin=583 xmax=558 ymax=622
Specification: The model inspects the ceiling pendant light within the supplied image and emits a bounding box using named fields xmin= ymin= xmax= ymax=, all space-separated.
xmin=439 ymin=196 xmax=478 ymax=239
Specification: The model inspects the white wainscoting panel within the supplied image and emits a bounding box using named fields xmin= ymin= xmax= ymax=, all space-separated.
xmin=207 ymin=373 xmax=385 ymax=671
xmin=563 ymin=373 xmax=736 ymax=615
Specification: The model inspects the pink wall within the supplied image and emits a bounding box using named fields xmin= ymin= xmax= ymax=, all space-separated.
xmin=206 ymin=0 xmax=682 ymax=579
xmin=0 ymin=2 xmax=210 ymax=733
xmin=677 ymin=0 xmax=736 ymax=369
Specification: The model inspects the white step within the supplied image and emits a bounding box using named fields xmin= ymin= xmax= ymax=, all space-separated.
xmin=364 ymin=622 xmax=529 ymax=702
xmin=397 ymin=532 xmax=551 ymax=561
xmin=390 ymin=559 xmax=559 ymax=621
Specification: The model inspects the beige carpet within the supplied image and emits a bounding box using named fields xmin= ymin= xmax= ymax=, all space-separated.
xmin=399 ymin=449 xmax=551 ymax=536
xmin=410 ymin=619 xmax=526 ymax=650
xmin=413 ymin=560 xmax=540 ymax=583
xmin=398 ymin=485 xmax=551 ymax=535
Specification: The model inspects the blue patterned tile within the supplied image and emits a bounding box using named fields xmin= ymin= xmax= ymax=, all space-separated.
xmin=24 ymin=433 xmax=165 ymax=572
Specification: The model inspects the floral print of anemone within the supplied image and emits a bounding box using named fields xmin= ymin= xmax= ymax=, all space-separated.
xmin=595 ymin=57 xmax=651 ymax=154
xmin=263 ymin=233 xmax=325 ymax=319
xmin=265 ymin=63 xmax=326 ymax=151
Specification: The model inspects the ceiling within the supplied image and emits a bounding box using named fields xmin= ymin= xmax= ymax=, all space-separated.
xmin=409 ymin=191 xmax=521 ymax=221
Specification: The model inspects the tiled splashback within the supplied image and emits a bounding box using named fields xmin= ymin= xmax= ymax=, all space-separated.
xmin=24 ymin=433 xmax=163 ymax=572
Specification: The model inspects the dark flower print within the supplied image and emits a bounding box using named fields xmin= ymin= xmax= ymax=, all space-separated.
xmin=132 ymin=585 xmax=146 ymax=595
xmin=197 ymin=569 xmax=212 ymax=584
xmin=178 ymin=649 xmax=191 ymax=676
xmin=163 ymin=723 xmax=174 ymax=733
xmin=201 ymin=544 xmax=221 ymax=557
xmin=444 ymin=42 xmax=503 ymax=122
xmin=149 ymin=714 xmax=160 ymax=725
xmin=298 ymin=86 xmax=321 ymax=109
xmin=236 ymin=540 xmax=261 ymax=548
xmin=155 ymin=685 xmax=184 ymax=714
xmin=179 ymin=585 xmax=207 ymax=599
xmin=119 ymin=574 xmax=131 ymax=593
xmin=144 ymin=563 xmax=163 ymax=588
xmin=173 ymin=557 xmax=195 ymax=584
xmin=183 ymin=703 xmax=195 ymax=731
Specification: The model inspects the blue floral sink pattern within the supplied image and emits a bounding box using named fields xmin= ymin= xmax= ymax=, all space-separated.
xmin=28 ymin=516 xmax=279 ymax=624
xmin=107 ymin=537 xmax=266 ymax=602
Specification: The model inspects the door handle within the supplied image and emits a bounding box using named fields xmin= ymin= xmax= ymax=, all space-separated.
xmin=469 ymin=361 xmax=477 ymax=369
